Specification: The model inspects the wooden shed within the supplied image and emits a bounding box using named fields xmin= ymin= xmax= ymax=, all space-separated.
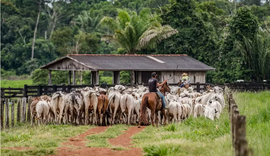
xmin=40 ymin=54 xmax=215 ymax=85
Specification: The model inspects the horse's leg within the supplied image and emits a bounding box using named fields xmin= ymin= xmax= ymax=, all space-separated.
xmin=161 ymin=108 xmax=167 ymax=125
xmin=151 ymin=109 xmax=155 ymax=127
xmin=155 ymin=111 xmax=159 ymax=127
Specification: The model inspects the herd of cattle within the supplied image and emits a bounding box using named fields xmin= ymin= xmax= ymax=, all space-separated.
xmin=30 ymin=85 xmax=225 ymax=126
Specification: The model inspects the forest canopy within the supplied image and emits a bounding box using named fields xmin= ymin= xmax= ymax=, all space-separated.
xmin=1 ymin=0 xmax=270 ymax=83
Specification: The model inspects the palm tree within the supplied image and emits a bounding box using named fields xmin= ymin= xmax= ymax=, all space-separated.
xmin=99 ymin=9 xmax=178 ymax=54
xmin=236 ymin=28 xmax=270 ymax=80
xmin=73 ymin=10 xmax=100 ymax=33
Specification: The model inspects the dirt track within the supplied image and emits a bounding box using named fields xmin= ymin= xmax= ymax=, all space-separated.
xmin=52 ymin=126 xmax=146 ymax=156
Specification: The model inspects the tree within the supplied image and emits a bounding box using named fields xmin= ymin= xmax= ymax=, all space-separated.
xmin=158 ymin=0 xmax=219 ymax=65
xmin=46 ymin=0 xmax=64 ymax=39
xmin=31 ymin=0 xmax=42 ymax=60
xmin=72 ymin=10 xmax=101 ymax=33
xmin=236 ymin=29 xmax=270 ymax=80
xmin=100 ymin=9 xmax=178 ymax=54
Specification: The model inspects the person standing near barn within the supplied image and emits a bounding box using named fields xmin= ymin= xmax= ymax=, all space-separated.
xmin=148 ymin=72 xmax=167 ymax=108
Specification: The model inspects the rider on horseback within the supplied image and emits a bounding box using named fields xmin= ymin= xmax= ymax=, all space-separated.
xmin=148 ymin=72 xmax=167 ymax=108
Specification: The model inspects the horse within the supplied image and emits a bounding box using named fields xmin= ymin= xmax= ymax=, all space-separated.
xmin=138 ymin=82 xmax=170 ymax=128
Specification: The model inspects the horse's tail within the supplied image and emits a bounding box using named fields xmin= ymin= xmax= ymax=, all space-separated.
xmin=139 ymin=95 xmax=148 ymax=127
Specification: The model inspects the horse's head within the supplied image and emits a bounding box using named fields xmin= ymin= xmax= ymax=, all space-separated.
xmin=162 ymin=82 xmax=170 ymax=93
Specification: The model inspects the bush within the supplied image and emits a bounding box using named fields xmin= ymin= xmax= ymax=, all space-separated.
xmin=144 ymin=145 xmax=180 ymax=156
xmin=31 ymin=69 xmax=48 ymax=85
xmin=31 ymin=69 xmax=69 ymax=85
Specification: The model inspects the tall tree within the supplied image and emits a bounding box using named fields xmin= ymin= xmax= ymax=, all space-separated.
xmin=158 ymin=0 xmax=219 ymax=65
xmin=100 ymin=9 xmax=178 ymax=54
xmin=31 ymin=0 xmax=42 ymax=60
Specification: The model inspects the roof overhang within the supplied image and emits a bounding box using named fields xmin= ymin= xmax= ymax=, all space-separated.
xmin=40 ymin=54 xmax=215 ymax=71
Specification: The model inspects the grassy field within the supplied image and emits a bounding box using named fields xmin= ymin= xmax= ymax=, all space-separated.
xmin=1 ymin=79 xmax=32 ymax=88
xmin=1 ymin=124 xmax=91 ymax=156
xmin=234 ymin=91 xmax=270 ymax=156
xmin=132 ymin=110 xmax=232 ymax=156
xmin=1 ymin=91 xmax=269 ymax=156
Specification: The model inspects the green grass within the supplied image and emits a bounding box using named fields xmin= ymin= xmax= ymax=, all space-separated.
xmin=87 ymin=124 xmax=130 ymax=147
xmin=234 ymin=91 xmax=270 ymax=156
xmin=133 ymin=108 xmax=232 ymax=156
xmin=1 ymin=124 xmax=92 ymax=156
xmin=1 ymin=79 xmax=32 ymax=88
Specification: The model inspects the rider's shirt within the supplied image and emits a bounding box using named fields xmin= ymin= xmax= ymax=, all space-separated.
xmin=149 ymin=78 xmax=158 ymax=92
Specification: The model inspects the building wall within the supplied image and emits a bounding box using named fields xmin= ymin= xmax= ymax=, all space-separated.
xmin=138 ymin=71 xmax=206 ymax=85
xmin=160 ymin=71 xmax=206 ymax=84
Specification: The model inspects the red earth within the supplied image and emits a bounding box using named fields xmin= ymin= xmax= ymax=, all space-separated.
xmin=52 ymin=126 xmax=147 ymax=156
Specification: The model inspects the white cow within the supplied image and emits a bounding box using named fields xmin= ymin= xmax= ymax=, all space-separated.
xmin=120 ymin=93 xmax=135 ymax=125
xmin=51 ymin=91 xmax=67 ymax=124
xmin=108 ymin=90 xmax=121 ymax=125
xmin=36 ymin=100 xmax=50 ymax=125
xmin=193 ymin=103 xmax=204 ymax=118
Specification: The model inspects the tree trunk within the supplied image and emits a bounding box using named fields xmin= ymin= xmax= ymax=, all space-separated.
xmin=50 ymin=15 xmax=57 ymax=39
xmin=31 ymin=0 xmax=42 ymax=60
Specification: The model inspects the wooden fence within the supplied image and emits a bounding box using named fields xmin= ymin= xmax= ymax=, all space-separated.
xmin=1 ymin=83 xmax=208 ymax=98
xmin=0 ymin=97 xmax=32 ymax=130
xmin=226 ymin=82 xmax=270 ymax=92
xmin=225 ymin=87 xmax=252 ymax=156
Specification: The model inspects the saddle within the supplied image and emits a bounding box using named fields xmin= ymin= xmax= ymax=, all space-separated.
xmin=155 ymin=93 xmax=161 ymax=99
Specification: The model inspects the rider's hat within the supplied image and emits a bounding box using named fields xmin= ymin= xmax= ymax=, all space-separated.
xmin=182 ymin=73 xmax=187 ymax=76
xmin=151 ymin=72 xmax=158 ymax=77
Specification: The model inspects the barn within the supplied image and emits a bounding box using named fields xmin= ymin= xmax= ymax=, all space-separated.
xmin=40 ymin=54 xmax=215 ymax=85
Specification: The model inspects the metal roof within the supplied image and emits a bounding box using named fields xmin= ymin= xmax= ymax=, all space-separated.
xmin=40 ymin=54 xmax=215 ymax=71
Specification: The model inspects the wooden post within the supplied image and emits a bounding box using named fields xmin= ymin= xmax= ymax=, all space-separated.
xmin=27 ymin=96 xmax=32 ymax=122
xmin=113 ymin=71 xmax=120 ymax=85
xmin=68 ymin=71 xmax=71 ymax=85
xmin=17 ymin=98 xmax=21 ymax=123
xmin=91 ymin=71 xmax=99 ymax=86
xmin=23 ymin=84 xmax=28 ymax=97
xmin=53 ymin=85 xmax=57 ymax=92
xmin=73 ymin=71 xmax=76 ymax=85
xmin=233 ymin=109 xmax=239 ymax=149
xmin=61 ymin=84 xmax=66 ymax=92
xmin=38 ymin=85 xmax=42 ymax=96
xmin=131 ymin=71 xmax=135 ymax=85
xmin=5 ymin=99 xmax=9 ymax=128
xmin=137 ymin=71 xmax=142 ymax=84
xmin=48 ymin=70 xmax=52 ymax=85
xmin=235 ymin=115 xmax=247 ymax=156
xmin=1 ymin=89 xmax=5 ymax=99
xmin=0 ymin=99 xmax=4 ymax=130
xmin=80 ymin=71 xmax=83 ymax=85
xmin=22 ymin=97 xmax=27 ymax=123
xmin=196 ymin=82 xmax=200 ymax=93
xmin=11 ymin=99 xmax=14 ymax=127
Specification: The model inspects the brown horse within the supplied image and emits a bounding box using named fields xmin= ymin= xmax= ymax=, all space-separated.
xmin=138 ymin=82 xmax=170 ymax=127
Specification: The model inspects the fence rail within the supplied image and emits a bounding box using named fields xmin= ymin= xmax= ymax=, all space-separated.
xmin=1 ymin=83 xmax=209 ymax=98
xmin=226 ymin=82 xmax=270 ymax=91
xmin=225 ymin=87 xmax=252 ymax=156
xmin=1 ymin=82 xmax=270 ymax=98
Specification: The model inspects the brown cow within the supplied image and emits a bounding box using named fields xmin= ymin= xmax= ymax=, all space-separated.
xmin=96 ymin=91 xmax=109 ymax=126
xmin=30 ymin=97 xmax=41 ymax=126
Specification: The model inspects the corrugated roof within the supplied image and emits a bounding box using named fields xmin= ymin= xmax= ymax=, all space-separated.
xmin=40 ymin=54 xmax=215 ymax=71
